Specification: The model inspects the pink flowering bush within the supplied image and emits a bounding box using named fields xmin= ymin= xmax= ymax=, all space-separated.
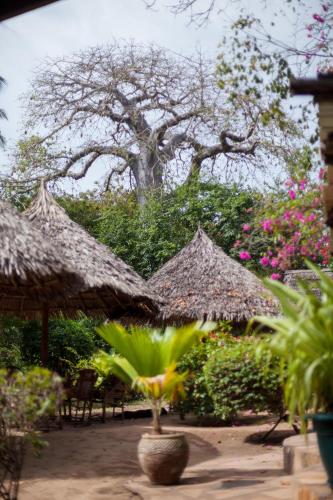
xmin=232 ymin=150 xmax=331 ymax=278
xmin=305 ymin=1 xmax=333 ymax=69
xmin=239 ymin=251 xmax=251 ymax=261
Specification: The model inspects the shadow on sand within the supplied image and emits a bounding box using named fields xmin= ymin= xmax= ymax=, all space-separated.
xmin=21 ymin=418 xmax=220 ymax=481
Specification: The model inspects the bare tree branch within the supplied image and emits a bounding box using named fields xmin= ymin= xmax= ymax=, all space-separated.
xmin=8 ymin=42 xmax=301 ymax=204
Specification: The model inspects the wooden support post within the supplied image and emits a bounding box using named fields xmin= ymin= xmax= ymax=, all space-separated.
xmin=323 ymin=165 xmax=333 ymax=254
xmin=41 ymin=305 xmax=49 ymax=367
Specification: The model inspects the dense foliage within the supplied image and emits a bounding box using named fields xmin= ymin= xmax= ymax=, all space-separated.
xmin=204 ymin=337 xmax=283 ymax=422
xmin=175 ymin=324 xmax=233 ymax=418
xmin=0 ymin=316 xmax=107 ymax=374
xmin=175 ymin=329 xmax=283 ymax=423
xmin=0 ymin=367 xmax=62 ymax=499
xmin=98 ymin=182 xmax=258 ymax=278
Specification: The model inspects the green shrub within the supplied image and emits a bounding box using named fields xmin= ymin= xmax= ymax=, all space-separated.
xmin=0 ymin=315 xmax=108 ymax=374
xmin=204 ymin=337 xmax=283 ymax=422
xmin=175 ymin=323 xmax=234 ymax=418
xmin=0 ymin=317 xmax=24 ymax=369
xmin=99 ymin=182 xmax=258 ymax=278
xmin=0 ymin=367 xmax=63 ymax=499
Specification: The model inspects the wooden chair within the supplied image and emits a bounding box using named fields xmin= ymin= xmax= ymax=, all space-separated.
xmin=65 ymin=369 xmax=98 ymax=424
xmin=91 ymin=376 xmax=127 ymax=423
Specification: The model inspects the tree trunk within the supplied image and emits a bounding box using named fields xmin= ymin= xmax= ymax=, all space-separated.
xmin=151 ymin=400 xmax=162 ymax=434
xmin=132 ymin=148 xmax=164 ymax=206
xmin=41 ymin=305 xmax=49 ymax=367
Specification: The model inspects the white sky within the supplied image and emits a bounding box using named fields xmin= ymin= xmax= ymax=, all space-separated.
xmin=0 ymin=0 xmax=321 ymax=192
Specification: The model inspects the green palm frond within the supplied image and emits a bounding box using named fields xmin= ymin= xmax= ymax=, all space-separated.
xmin=96 ymin=321 xmax=214 ymax=378
xmin=95 ymin=321 xmax=215 ymax=403
xmin=253 ymin=262 xmax=333 ymax=426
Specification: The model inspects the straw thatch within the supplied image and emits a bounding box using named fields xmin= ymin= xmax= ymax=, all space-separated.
xmin=148 ymin=228 xmax=277 ymax=323
xmin=0 ymin=200 xmax=83 ymax=317
xmin=284 ymin=269 xmax=333 ymax=298
xmin=24 ymin=182 xmax=161 ymax=318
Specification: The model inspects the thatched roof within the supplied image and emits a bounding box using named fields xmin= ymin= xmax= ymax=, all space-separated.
xmin=24 ymin=182 xmax=161 ymax=318
xmin=148 ymin=228 xmax=277 ymax=323
xmin=284 ymin=269 xmax=333 ymax=298
xmin=0 ymin=200 xmax=83 ymax=317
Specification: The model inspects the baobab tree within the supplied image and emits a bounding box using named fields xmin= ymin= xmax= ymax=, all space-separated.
xmin=11 ymin=42 xmax=300 ymax=204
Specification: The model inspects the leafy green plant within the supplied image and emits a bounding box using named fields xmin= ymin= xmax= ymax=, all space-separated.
xmin=0 ymin=367 xmax=63 ymax=499
xmin=204 ymin=337 xmax=283 ymax=422
xmin=251 ymin=262 xmax=333 ymax=427
xmin=15 ymin=316 xmax=107 ymax=373
xmin=99 ymin=182 xmax=258 ymax=278
xmin=95 ymin=321 xmax=214 ymax=434
xmin=175 ymin=323 xmax=234 ymax=418
xmin=0 ymin=318 xmax=24 ymax=370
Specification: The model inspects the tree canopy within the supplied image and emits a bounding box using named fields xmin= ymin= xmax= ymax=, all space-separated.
xmin=8 ymin=41 xmax=301 ymax=204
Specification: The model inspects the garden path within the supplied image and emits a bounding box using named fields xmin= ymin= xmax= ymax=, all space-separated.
xmin=20 ymin=413 xmax=295 ymax=499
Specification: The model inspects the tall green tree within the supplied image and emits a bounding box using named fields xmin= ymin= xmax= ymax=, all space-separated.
xmin=98 ymin=182 xmax=259 ymax=278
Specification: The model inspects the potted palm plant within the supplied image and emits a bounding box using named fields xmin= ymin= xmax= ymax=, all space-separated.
xmin=251 ymin=263 xmax=333 ymax=488
xmin=95 ymin=320 xmax=214 ymax=485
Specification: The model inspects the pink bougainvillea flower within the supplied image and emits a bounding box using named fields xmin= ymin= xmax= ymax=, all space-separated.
xmin=295 ymin=211 xmax=305 ymax=223
xmin=319 ymin=167 xmax=326 ymax=180
xmin=242 ymin=224 xmax=251 ymax=232
xmin=239 ymin=251 xmax=251 ymax=261
xmin=262 ymin=219 xmax=273 ymax=232
xmin=270 ymin=258 xmax=279 ymax=268
xmin=289 ymin=190 xmax=296 ymax=200
xmin=313 ymin=13 xmax=325 ymax=22
xmin=299 ymin=179 xmax=307 ymax=190
xmin=307 ymin=213 xmax=316 ymax=222
xmin=271 ymin=273 xmax=281 ymax=280
xmin=292 ymin=231 xmax=302 ymax=242
xmin=260 ymin=256 xmax=270 ymax=266
xmin=285 ymin=244 xmax=295 ymax=255
xmin=283 ymin=210 xmax=292 ymax=221
xmin=284 ymin=178 xmax=294 ymax=188
xmin=300 ymin=246 xmax=309 ymax=256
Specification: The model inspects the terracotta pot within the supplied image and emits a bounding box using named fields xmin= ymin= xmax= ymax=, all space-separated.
xmin=138 ymin=432 xmax=189 ymax=485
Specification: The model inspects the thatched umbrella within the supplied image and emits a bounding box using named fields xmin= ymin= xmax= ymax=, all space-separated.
xmin=24 ymin=182 xmax=161 ymax=362
xmin=284 ymin=269 xmax=333 ymax=298
xmin=0 ymin=199 xmax=85 ymax=362
xmin=0 ymin=199 xmax=83 ymax=308
xmin=148 ymin=228 xmax=277 ymax=324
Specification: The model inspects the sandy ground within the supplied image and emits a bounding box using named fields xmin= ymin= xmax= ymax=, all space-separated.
xmin=19 ymin=411 xmax=296 ymax=500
